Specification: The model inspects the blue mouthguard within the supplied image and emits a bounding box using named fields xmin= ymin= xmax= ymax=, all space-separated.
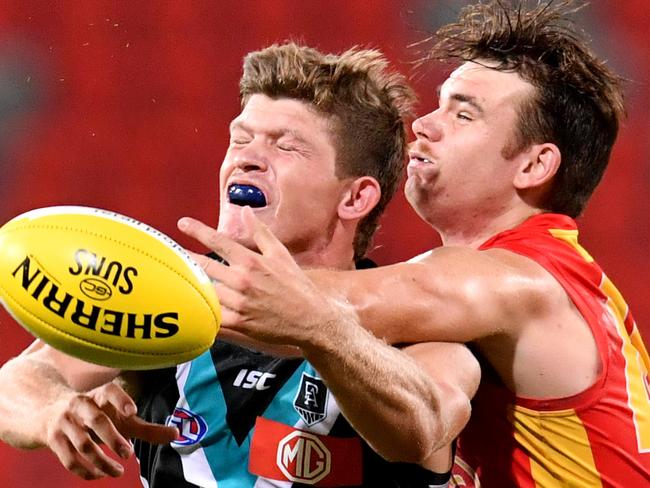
xmin=228 ymin=184 xmax=267 ymax=208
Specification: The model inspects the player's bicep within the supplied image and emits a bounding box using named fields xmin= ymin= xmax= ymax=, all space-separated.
xmin=412 ymin=247 xmax=550 ymax=341
xmin=389 ymin=249 xmax=511 ymax=341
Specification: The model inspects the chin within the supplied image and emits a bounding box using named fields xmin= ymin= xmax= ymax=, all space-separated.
xmin=405 ymin=184 xmax=434 ymax=217
xmin=217 ymin=217 xmax=254 ymax=246
xmin=404 ymin=180 xmax=420 ymax=207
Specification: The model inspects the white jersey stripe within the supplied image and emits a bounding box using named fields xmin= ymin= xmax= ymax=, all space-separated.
xmin=175 ymin=360 xmax=220 ymax=488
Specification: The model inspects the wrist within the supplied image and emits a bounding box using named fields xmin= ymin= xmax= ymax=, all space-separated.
xmin=299 ymin=301 xmax=361 ymax=362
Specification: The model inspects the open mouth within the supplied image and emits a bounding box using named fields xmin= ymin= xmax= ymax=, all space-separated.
xmin=227 ymin=184 xmax=267 ymax=208
xmin=409 ymin=152 xmax=433 ymax=164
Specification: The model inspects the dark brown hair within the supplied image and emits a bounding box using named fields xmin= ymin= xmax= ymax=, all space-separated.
xmin=240 ymin=42 xmax=415 ymax=259
xmin=426 ymin=0 xmax=625 ymax=217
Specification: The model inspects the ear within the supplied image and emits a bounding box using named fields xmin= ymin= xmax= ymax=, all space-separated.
xmin=338 ymin=176 xmax=381 ymax=222
xmin=513 ymin=143 xmax=561 ymax=190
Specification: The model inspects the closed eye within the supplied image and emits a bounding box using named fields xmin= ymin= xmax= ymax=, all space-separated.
xmin=277 ymin=144 xmax=297 ymax=152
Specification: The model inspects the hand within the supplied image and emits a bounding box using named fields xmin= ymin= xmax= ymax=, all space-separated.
xmin=45 ymin=381 xmax=178 ymax=480
xmin=178 ymin=208 xmax=350 ymax=349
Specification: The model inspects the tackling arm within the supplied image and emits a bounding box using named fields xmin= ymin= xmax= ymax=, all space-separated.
xmin=0 ymin=340 xmax=121 ymax=449
xmin=307 ymin=246 xmax=535 ymax=345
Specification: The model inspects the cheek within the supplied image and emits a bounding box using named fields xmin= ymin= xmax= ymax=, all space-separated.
xmin=278 ymin=178 xmax=341 ymax=221
xmin=219 ymin=156 xmax=232 ymax=181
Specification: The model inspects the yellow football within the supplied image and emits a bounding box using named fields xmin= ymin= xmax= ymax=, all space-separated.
xmin=0 ymin=206 xmax=220 ymax=369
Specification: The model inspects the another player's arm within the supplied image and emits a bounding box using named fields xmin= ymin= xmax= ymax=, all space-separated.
xmin=0 ymin=340 xmax=177 ymax=479
xmin=307 ymin=246 xmax=542 ymax=345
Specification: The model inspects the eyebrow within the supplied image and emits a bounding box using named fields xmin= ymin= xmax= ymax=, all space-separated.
xmin=436 ymin=85 xmax=485 ymax=115
xmin=229 ymin=120 xmax=249 ymax=134
xmin=450 ymin=93 xmax=485 ymax=114
xmin=230 ymin=120 xmax=307 ymax=140
xmin=229 ymin=120 xmax=313 ymax=149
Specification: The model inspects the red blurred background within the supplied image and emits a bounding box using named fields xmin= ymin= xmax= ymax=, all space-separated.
xmin=0 ymin=1 xmax=647 ymax=486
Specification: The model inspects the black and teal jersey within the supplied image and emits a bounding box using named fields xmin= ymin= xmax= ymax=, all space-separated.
xmin=134 ymin=340 xmax=450 ymax=488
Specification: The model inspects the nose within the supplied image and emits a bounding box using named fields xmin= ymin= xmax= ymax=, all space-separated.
xmin=412 ymin=110 xmax=442 ymax=142
xmin=231 ymin=142 xmax=269 ymax=173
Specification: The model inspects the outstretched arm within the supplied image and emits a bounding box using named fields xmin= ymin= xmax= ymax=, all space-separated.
xmin=0 ymin=340 xmax=177 ymax=479
xmin=178 ymin=212 xmax=479 ymax=464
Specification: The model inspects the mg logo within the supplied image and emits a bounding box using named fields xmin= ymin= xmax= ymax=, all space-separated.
xmin=276 ymin=430 xmax=331 ymax=484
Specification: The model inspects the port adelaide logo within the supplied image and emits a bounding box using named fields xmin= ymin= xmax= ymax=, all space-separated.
xmin=293 ymin=373 xmax=328 ymax=426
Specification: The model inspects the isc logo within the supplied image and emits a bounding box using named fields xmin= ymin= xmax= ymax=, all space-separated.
xmin=79 ymin=278 xmax=113 ymax=301
xmin=276 ymin=430 xmax=331 ymax=484
xmin=233 ymin=368 xmax=276 ymax=390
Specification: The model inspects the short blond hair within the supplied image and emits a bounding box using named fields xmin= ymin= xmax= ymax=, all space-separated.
xmin=240 ymin=42 xmax=415 ymax=260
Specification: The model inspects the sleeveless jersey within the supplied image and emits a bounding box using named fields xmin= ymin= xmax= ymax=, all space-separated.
xmin=135 ymin=340 xmax=451 ymax=487
xmin=451 ymin=213 xmax=650 ymax=487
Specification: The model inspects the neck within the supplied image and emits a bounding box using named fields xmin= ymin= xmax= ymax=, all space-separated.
xmin=289 ymin=230 xmax=357 ymax=270
xmin=437 ymin=205 xmax=542 ymax=249
xmin=291 ymin=247 xmax=356 ymax=270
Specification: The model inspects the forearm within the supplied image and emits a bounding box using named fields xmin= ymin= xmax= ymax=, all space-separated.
xmin=0 ymin=342 xmax=121 ymax=450
xmin=308 ymin=253 xmax=494 ymax=345
xmin=301 ymin=310 xmax=460 ymax=464
xmin=308 ymin=264 xmax=446 ymax=345
xmin=0 ymin=355 xmax=76 ymax=448
xmin=218 ymin=328 xmax=302 ymax=357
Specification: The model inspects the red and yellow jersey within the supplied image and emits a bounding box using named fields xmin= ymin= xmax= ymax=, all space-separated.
xmin=452 ymin=213 xmax=650 ymax=487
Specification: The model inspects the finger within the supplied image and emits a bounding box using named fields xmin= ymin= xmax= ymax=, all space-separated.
xmin=212 ymin=280 xmax=247 ymax=311
xmin=121 ymin=416 xmax=179 ymax=445
xmin=49 ymin=429 xmax=110 ymax=480
xmin=186 ymin=250 xmax=221 ymax=273
xmin=90 ymin=382 xmax=137 ymax=417
xmin=218 ymin=307 xmax=246 ymax=331
xmin=66 ymin=394 xmax=132 ymax=459
xmin=186 ymin=249 xmax=234 ymax=286
xmin=217 ymin=327 xmax=252 ymax=344
xmin=178 ymin=217 xmax=256 ymax=264
xmin=60 ymin=417 xmax=126 ymax=477
xmin=242 ymin=207 xmax=293 ymax=261
xmin=81 ymin=408 xmax=133 ymax=460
